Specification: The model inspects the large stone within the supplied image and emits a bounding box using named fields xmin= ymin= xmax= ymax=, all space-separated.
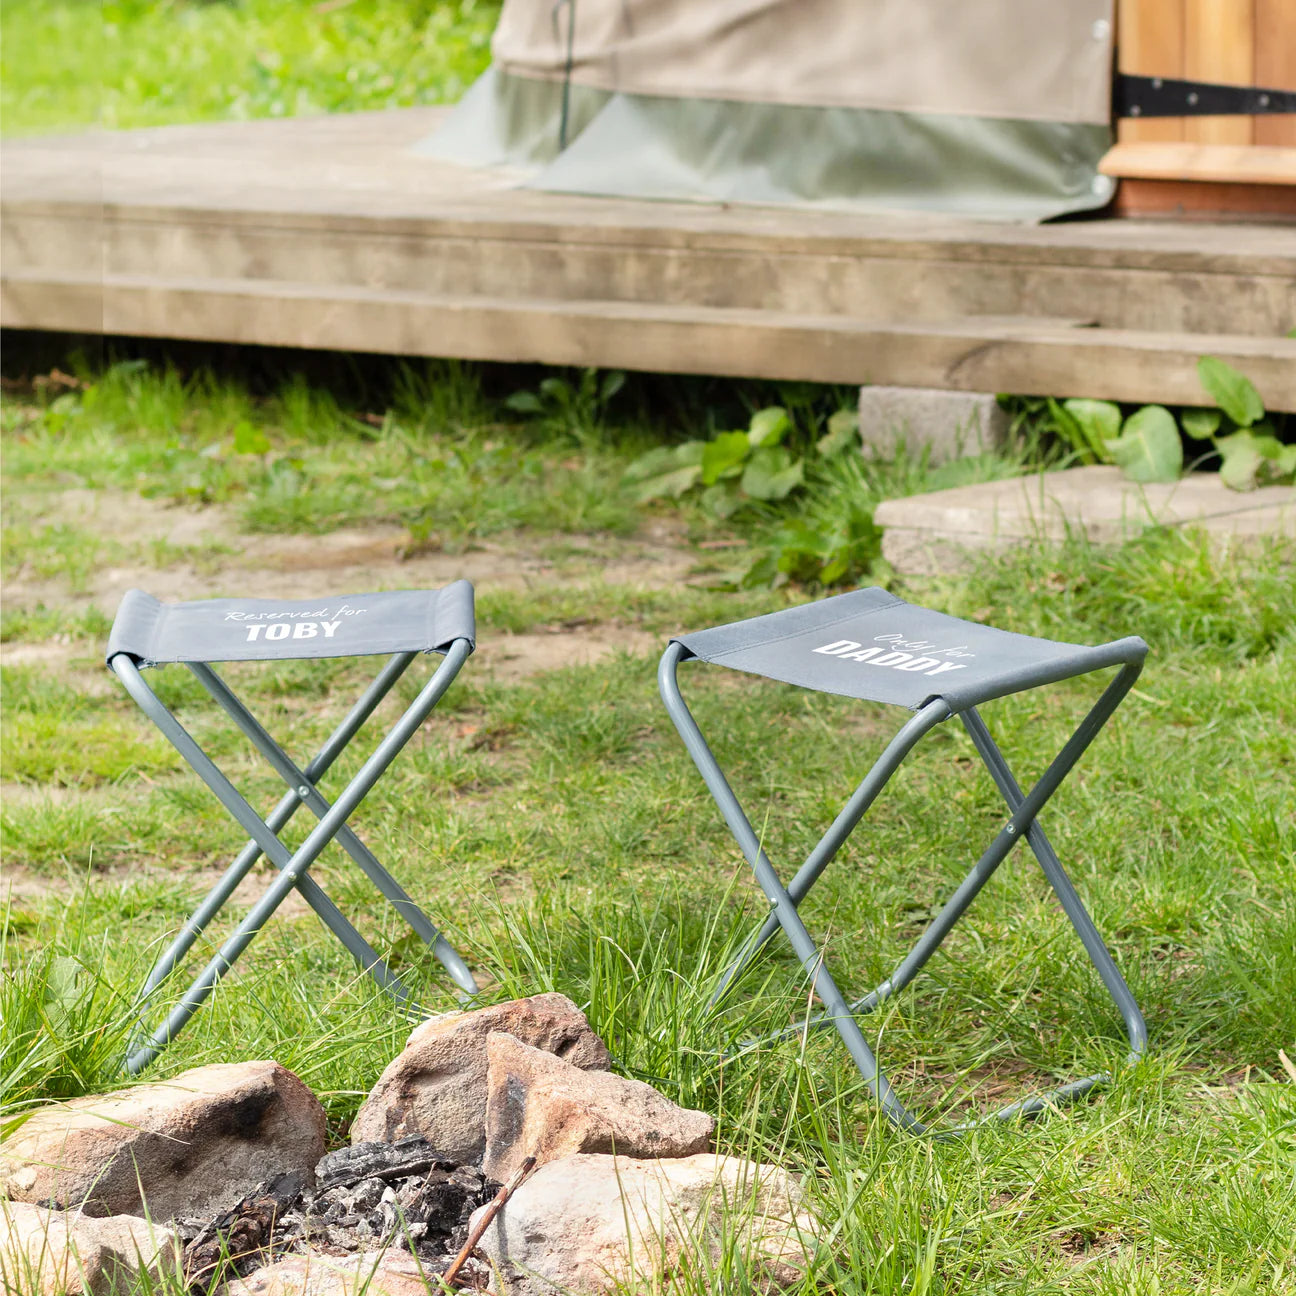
xmin=482 ymin=1032 xmax=713 ymax=1182
xmin=351 ymin=994 xmax=611 ymax=1163
xmin=473 ymin=1152 xmax=816 ymax=1295
xmin=858 ymin=385 xmax=1008 ymax=466
xmin=0 ymin=1201 xmax=179 ymax=1296
xmin=873 ymin=465 xmax=1296 ymax=575
xmin=225 ymin=1249 xmax=435 ymax=1296
xmin=0 ymin=1061 xmax=326 ymax=1220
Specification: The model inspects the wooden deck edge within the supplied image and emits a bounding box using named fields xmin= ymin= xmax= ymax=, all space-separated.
xmin=5 ymin=271 xmax=1294 ymax=410
xmin=1110 ymin=178 xmax=1296 ymax=220
xmin=1100 ymin=142 xmax=1296 ymax=185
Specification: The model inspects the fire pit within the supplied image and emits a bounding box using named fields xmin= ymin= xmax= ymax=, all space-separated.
xmin=177 ymin=1136 xmax=497 ymax=1290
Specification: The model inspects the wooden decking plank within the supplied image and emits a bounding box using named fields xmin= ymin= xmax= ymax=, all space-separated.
xmin=4 ymin=198 xmax=1293 ymax=338
xmin=4 ymin=110 xmax=1295 ymax=273
xmin=4 ymin=108 xmax=1294 ymax=404
xmin=6 ymin=271 xmax=1294 ymax=409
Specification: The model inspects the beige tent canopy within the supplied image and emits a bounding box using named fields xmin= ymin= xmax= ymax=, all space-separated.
xmin=422 ymin=0 xmax=1117 ymax=221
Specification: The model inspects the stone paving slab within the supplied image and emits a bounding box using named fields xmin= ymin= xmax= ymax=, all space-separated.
xmin=874 ymin=466 xmax=1296 ymax=574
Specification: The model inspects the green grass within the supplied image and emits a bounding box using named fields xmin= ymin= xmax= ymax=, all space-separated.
xmin=1 ymin=0 xmax=500 ymax=136
xmin=1 ymin=359 xmax=664 ymax=543
xmin=2 ymin=353 xmax=1294 ymax=1293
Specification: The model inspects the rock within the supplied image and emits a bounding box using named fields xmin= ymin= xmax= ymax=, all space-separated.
xmin=351 ymin=993 xmax=612 ymax=1163
xmin=857 ymin=385 xmax=1008 ymax=466
xmin=225 ymin=1249 xmax=439 ymax=1296
xmin=0 ymin=1201 xmax=179 ymax=1296
xmin=0 ymin=1061 xmax=326 ymax=1220
xmin=482 ymin=1032 xmax=714 ymax=1182
xmin=473 ymin=1152 xmax=816 ymax=1295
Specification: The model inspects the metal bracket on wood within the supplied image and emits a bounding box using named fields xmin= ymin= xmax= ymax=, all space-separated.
xmin=1115 ymin=73 xmax=1296 ymax=119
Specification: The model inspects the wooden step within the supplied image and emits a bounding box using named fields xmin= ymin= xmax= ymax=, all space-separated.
xmin=5 ymin=270 xmax=1295 ymax=409
xmin=3 ymin=109 xmax=1295 ymax=405
xmin=4 ymin=192 xmax=1295 ymax=339
xmin=3 ymin=109 xmax=1296 ymax=340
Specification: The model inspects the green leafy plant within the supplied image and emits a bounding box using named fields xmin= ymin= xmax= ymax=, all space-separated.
xmin=504 ymin=368 xmax=626 ymax=445
xmin=624 ymin=406 xmax=857 ymax=517
xmin=1186 ymin=356 xmax=1296 ymax=491
xmin=1043 ymin=356 xmax=1293 ymax=491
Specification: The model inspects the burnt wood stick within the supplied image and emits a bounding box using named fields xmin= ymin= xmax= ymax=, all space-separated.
xmin=440 ymin=1156 xmax=536 ymax=1289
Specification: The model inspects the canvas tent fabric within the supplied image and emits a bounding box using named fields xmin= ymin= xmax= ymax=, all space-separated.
xmin=422 ymin=0 xmax=1116 ymax=221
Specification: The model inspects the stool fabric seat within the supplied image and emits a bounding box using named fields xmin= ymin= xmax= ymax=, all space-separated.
xmin=106 ymin=582 xmax=475 ymax=667
xmin=660 ymin=589 xmax=1149 ymax=1137
xmin=107 ymin=583 xmax=480 ymax=1075
xmin=673 ymin=586 xmax=1145 ymax=713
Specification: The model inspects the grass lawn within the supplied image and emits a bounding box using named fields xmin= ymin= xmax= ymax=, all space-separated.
xmin=2 ymin=4 xmax=1294 ymax=1292
xmin=1 ymin=0 xmax=500 ymax=136
xmin=2 ymin=351 xmax=1294 ymax=1294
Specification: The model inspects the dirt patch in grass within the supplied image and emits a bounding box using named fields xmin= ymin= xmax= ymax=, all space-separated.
xmin=3 ymin=489 xmax=705 ymax=681
xmin=2 ymin=488 xmax=710 ymax=900
xmin=1 ymin=858 xmax=316 ymax=922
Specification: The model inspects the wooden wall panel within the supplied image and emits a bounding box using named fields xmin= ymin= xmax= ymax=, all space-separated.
xmin=1254 ymin=0 xmax=1296 ymax=146
xmin=1184 ymin=0 xmax=1255 ymax=145
xmin=1118 ymin=0 xmax=1186 ymax=141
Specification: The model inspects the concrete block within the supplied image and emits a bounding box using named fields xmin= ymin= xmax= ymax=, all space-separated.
xmin=873 ymin=466 xmax=1296 ymax=576
xmin=858 ymin=386 xmax=1009 ymax=465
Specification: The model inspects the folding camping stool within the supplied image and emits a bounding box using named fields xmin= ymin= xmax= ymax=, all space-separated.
xmin=106 ymin=583 xmax=480 ymax=1074
xmin=658 ymin=587 xmax=1149 ymax=1135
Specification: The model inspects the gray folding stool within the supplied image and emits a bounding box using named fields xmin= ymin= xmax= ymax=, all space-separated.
xmin=659 ymin=586 xmax=1148 ymax=1135
xmin=106 ymin=583 xmax=480 ymax=1074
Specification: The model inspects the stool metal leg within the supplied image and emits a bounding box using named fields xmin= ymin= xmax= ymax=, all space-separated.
xmin=117 ymin=639 xmax=474 ymax=1072
xmin=658 ymin=641 xmax=1148 ymax=1135
xmin=959 ymin=705 xmax=1147 ymax=1060
xmin=189 ymin=661 xmax=478 ymax=996
xmin=130 ymin=651 xmax=416 ymax=1009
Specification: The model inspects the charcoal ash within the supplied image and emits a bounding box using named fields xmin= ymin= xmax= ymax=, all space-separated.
xmin=178 ymin=1137 xmax=498 ymax=1290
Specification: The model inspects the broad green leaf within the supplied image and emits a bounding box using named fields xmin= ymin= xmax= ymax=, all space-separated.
xmin=1180 ymin=408 xmax=1221 ymax=440
xmin=599 ymin=370 xmax=626 ymax=403
xmin=1106 ymin=405 xmax=1183 ymax=483
xmin=740 ymin=551 xmax=781 ymax=589
xmin=817 ymin=409 xmax=860 ymax=457
xmin=621 ymin=445 xmax=675 ymax=482
xmin=1197 ymin=356 xmax=1265 ymax=427
xmin=43 ymin=954 xmax=83 ymax=1007
xmin=1245 ymin=431 xmax=1296 ymax=485
xmin=699 ymin=483 xmax=743 ymax=519
xmin=629 ymin=463 xmax=702 ymax=502
xmin=700 ymin=430 xmax=750 ymax=485
xmin=232 ymin=421 xmax=271 ymax=455
xmin=1215 ymin=431 xmax=1263 ymax=491
xmin=538 ymin=377 xmax=570 ymax=403
xmin=1047 ymin=397 xmax=1097 ymax=464
xmin=504 ymin=390 xmax=544 ymax=414
xmin=819 ymin=556 xmax=850 ymax=584
xmin=1062 ymin=399 xmax=1121 ymax=461
xmin=741 ymin=447 xmax=804 ymax=501
xmin=622 ymin=441 xmax=704 ymax=484
xmin=747 ymin=406 xmax=792 ymax=448
xmin=1250 ymin=431 xmax=1285 ymax=460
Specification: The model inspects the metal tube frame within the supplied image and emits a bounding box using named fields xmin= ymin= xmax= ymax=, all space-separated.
xmin=658 ymin=641 xmax=1147 ymax=1136
xmin=112 ymin=641 xmax=479 ymax=1074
